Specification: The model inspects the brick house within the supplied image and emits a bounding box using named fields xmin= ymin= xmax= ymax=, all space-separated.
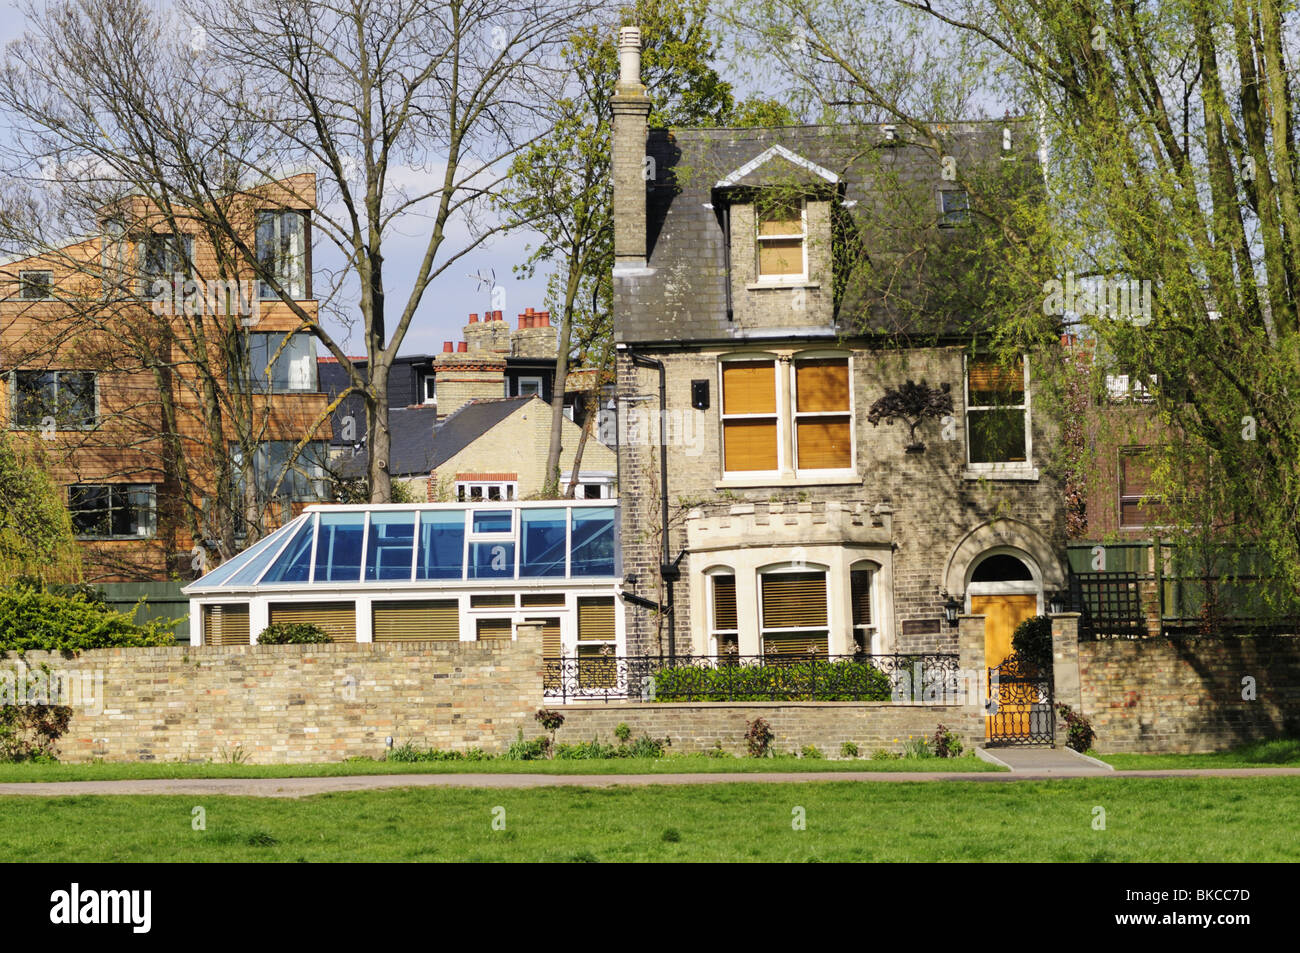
xmin=0 ymin=174 xmax=332 ymax=581
xmin=610 ymin=28 xmax=1068 ymax=665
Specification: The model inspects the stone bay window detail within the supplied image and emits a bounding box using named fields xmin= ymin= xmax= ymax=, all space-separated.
xmin=686 ymin=501 xmax=896 ymax=656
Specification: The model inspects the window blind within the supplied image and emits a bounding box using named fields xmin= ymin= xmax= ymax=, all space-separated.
xmin=968 ymin=358 xmax=1025 ymax=404
xmin=476 ymin=618 xmax=513 ymax=641
xmin=269 ymin=602 xmax=356 ymax=642
xmin=204 ymin=605 xmax=250 ymax=646
xmin=372 ymin=600 xmax=459 ymax=642
xmin=722 ymin=363 xmax=776 ymax=414
xmin=577 ymin=596 xmax=616 ymax=641
xmin=712 ymin=575 xmax=737 ymax=631
xmin=761 ymin=572 xmax=828 ymax=628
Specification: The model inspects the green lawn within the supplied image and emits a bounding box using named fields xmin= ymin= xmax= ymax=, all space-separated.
xmin=1098 ymin=738 xmax=1300 ymax=770
xmin=1 ymin=777 xmax=1296 ymax=861
xmin=0 ymin=753 xmax=999 ymax=783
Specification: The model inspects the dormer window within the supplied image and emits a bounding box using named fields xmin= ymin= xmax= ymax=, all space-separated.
xmin=756 ymin=195 xmax=806 ymax=280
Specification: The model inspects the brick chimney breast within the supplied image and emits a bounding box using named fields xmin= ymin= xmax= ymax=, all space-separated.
xmin=612 ymin=26 xmax=651 ymax=271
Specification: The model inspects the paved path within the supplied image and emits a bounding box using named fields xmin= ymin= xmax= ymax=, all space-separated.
xmin=976 ymin=746 xmax=1114 ymax=775
xmin=1 ymin=765 xmax=1298 ymax=798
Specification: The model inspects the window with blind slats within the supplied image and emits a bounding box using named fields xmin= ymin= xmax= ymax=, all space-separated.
xmin=203 ymin=605 xmax=250 ymax=646
xmin=721 ymin=361 xmax=779 ymax=473
xmin=268 ymin=602 xmax=357 ymax=642
xmin=756 ymin=196 xmax=805 ymax=278
xmin=966 ymin=355 xmax=1029 ymax=465
xmin=850 ymin=567 xmax=874 ymax=653
xmin=372 ymin=600 xmax=459 ymax=642
xmin=577 ymin=597 xmax=616 ymax=641
xmin=476 ymin=617 xmax=513 ymax=641
xmin=794 ymin=358 xmax=851 ymax=471
xmin=760 ymin=570 xmax=828 ymax=655
xmin=710 ymin=573 xmax=738 ymax=655
xmin=1119 ymin=448 xmax=1171 ymax=528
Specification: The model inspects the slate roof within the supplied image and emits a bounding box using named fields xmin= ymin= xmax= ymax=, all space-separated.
xmin=336 ymin=396 xmax=534 ymax=479
xmin=615 ymin=121 xmax=1042 ymax=345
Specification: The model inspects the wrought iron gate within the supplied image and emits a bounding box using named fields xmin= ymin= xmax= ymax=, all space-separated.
xmin=986 ymin=652 xmax=1055 ymax=746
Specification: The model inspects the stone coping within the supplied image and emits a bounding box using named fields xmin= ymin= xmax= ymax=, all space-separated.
xmin=553 ymin=700 xmax=975 ymax=711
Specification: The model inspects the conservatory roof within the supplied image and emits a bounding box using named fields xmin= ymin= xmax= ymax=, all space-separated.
xmin=183 ymin=501 xmax=619 ymax=594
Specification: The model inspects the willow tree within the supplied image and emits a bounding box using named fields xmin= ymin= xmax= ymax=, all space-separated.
xmin=730 ymin=0 xmax=1300 ymax=615
xmin=0 ymin=435 xmax=81 ymax=585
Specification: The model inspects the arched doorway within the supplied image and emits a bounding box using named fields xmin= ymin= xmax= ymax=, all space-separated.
xmin=965 ymin=548 xmax=1041 ymax=669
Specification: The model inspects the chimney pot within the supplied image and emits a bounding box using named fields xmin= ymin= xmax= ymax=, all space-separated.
xmin=457 ymin=341 xmax=468 ymax=353
xmin=443 ymin=341 xmax=453 ymax=352
xmin=618 ymin=26 xmax=642 ymax=86
xmin=469 ymin=313 xmax=478 ymax=323
xmin=525 ymin=307 xmax=535 ymax=315
xmin=539 ymin=311 xmax=550 ymax=326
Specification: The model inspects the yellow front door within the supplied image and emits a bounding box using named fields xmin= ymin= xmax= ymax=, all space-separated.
xmin=972 ymin=593 xmax=1038 ymax=669
xmin=972 ymin=593 xmax=1039 ymax=741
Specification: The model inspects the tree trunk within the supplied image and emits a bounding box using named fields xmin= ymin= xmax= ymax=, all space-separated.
xmin=564 ymin=395 xmax=597 ymax=499
xmin=368 ymin=364 xmax=392 ymax=503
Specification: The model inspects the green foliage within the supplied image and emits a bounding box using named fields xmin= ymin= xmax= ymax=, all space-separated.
xmin=1012 ymin=616 xmax=1054 ymax=671
xmin=901 ymin=737 xmax=932 ymax=759
xmin=256 ymin=622 xmax=332 ymax=645
xmin=504 ymin=734 xmax=551 ymax=762
xmin=653 ymin=658 xmax=894 ymax=702
xmin=871 ymin=749 xmax=900 ymax=761
xmin=1056 ymin=704 xmax=1096 ymax=754
xmin=388 ymin=743 xmax=491 ymax=763
xmin=0 ymin=436 xmax=81 ymax=586
xmin=930 ymin=725 xmax=964 ymax=758
xmin=800 ymin=744 xmax=823 ymax=759
xmin=839 ymin=741 xmax=859 ymax=758
xmin=626 ymin=735 xmax=669 ymax=758
xmin=0 ymin=583 xmax=176 ymax=654
xmin=614 ymin=721 xmax=632 ymax=743
xmin=744 ymin=717 xmax=774 ymax=758
xmin=0 ymin=704 xmax=71 ymax=762
xmin=535 ymin=709 xmax=566 ymax=733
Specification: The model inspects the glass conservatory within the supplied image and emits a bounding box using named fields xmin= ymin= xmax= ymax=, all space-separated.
xmin=183 ymin=501 xmax=622 ymax=659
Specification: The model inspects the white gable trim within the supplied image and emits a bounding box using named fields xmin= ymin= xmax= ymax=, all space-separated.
xmin=715 ymin=144 xmax=839 ymax=188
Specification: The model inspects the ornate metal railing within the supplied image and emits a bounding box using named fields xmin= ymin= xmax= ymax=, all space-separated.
xmin=986 ymin=652 xmax=1055 ymax=746
xmin=542 ymin=652 xmax=963 ymax=704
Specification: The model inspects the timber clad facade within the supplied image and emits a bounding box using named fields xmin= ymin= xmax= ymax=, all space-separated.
xmin=610 ymin=28 xmax=1068 ymax=660
xmin=0 ymin=174 xmax=331 ymax=582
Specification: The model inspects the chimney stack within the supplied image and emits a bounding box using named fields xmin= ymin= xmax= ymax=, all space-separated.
xmin=611 ymin=26 xmax=650 ymax=271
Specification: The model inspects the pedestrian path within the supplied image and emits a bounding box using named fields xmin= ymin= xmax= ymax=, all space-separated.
xmin=0 ymin=763 xmax=1296 ymax=798
xmin=976 ymin=745 xmax=1114 ymax=775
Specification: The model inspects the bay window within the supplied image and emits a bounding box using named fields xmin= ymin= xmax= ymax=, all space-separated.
xmin=709 ymin=572 xmax=739 ymax=655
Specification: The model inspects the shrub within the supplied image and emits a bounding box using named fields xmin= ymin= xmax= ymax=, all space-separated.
xmin=0 ymin=585 xmax=176 ymax=654
xmin=1012 ymin=615 xmax=1054 ymax=670
xmin=871 ymin=748 xmax=900 ymax=760
xmin=654 ymin=657 xmax=894 ymax=702
xmin=930 ymin=724 xmax=964 ymax=758
xmin=901 ymin=736 xmax=932 ymax=759
xmin=626 ymin=734 xmax=669 ymax=758
xmin=1056 ymin=704 xmax=1097 ymax=752
xmin=503 ymin=732 xmax=550 ymax=761
xmin=554 ymin=739 xmax=620 ymax=759
xmin=744 ymin=717 xmax=774 ymax=758
xmin=801 ymin=744 xmax=823 ymax=759
xmin=0 ymin=704 xmax=71 ymax=762
xmin=386 ymin=742 xmax=488 ymax=762
xmin=256 ymin=622 xmax=332 ymax=645
xmin=614 ymin=722 xmax=631 ymax=743
xmin=840 ymin=741 xmax=859 ymax=758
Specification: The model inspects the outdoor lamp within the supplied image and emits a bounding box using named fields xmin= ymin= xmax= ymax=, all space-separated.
xmin=943 ymin=596 xmax=961 ymax=626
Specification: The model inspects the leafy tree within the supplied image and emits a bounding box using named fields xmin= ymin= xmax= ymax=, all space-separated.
xmin=0 ymin=435 xmax=80 ymax=585
xmin=730 ymin=0 xmax=1300 ymax=615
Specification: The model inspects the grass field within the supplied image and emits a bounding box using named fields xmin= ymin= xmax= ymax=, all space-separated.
xmin=1 ymin=776 xmax=1296 ymax=861
xmin=0 ymin=753 xmax=1000 ymax=783
xmin=1098 ymin=738 xmax=1300 ymax=770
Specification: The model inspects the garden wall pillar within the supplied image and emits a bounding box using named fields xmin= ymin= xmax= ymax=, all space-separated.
xmin=1051 ymin=612 xmax=1082 ymax=747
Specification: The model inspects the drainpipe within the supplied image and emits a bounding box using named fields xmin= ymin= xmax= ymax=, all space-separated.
xmin=627 ymin=349 xmax=676 ymax=660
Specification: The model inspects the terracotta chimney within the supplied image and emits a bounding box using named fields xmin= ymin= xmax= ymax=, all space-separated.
xmin=469 ymin=313 xmax=479 ymax=323
xmin=443 ymin=341 xmax=453 ymax=352
xmin=457 ymin=341 xmax=467 ymax=352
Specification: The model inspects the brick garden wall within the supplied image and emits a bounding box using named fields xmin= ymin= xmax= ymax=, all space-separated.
xmin=1 ymin=634 xmax=542 ymax=764
xmin=1078 ymin=636 xmax=1300 ymax=753
xmin=554 ymin=701 xmax=982 ymax=757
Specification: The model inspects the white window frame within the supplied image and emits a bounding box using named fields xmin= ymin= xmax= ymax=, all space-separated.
xmin=255 ymin=210 xmax=308 ymax=300
xmin=849 ymin=560 xmax=879 ymax=655
xmin=422 ymin=375 xmax=437 ymax=405
xmin=719 ymin=354 xmax=784 ymax=480
xmin=706 ymin=567 xmax=739 ymax=656
xmin=516 ymin=376 xmax=544 ymax=398
xmin=758 ymin=563 xmax=830 ymax=656
xmin=456 ymin=480 xmax=517 ymax=502
xmin=964 ymin=353 xmax=1033 ymax=473
xmin=755 ymin=195 xmax=808 ymax=283
xmin=790 ymin=351 xmax=855 ymax=477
